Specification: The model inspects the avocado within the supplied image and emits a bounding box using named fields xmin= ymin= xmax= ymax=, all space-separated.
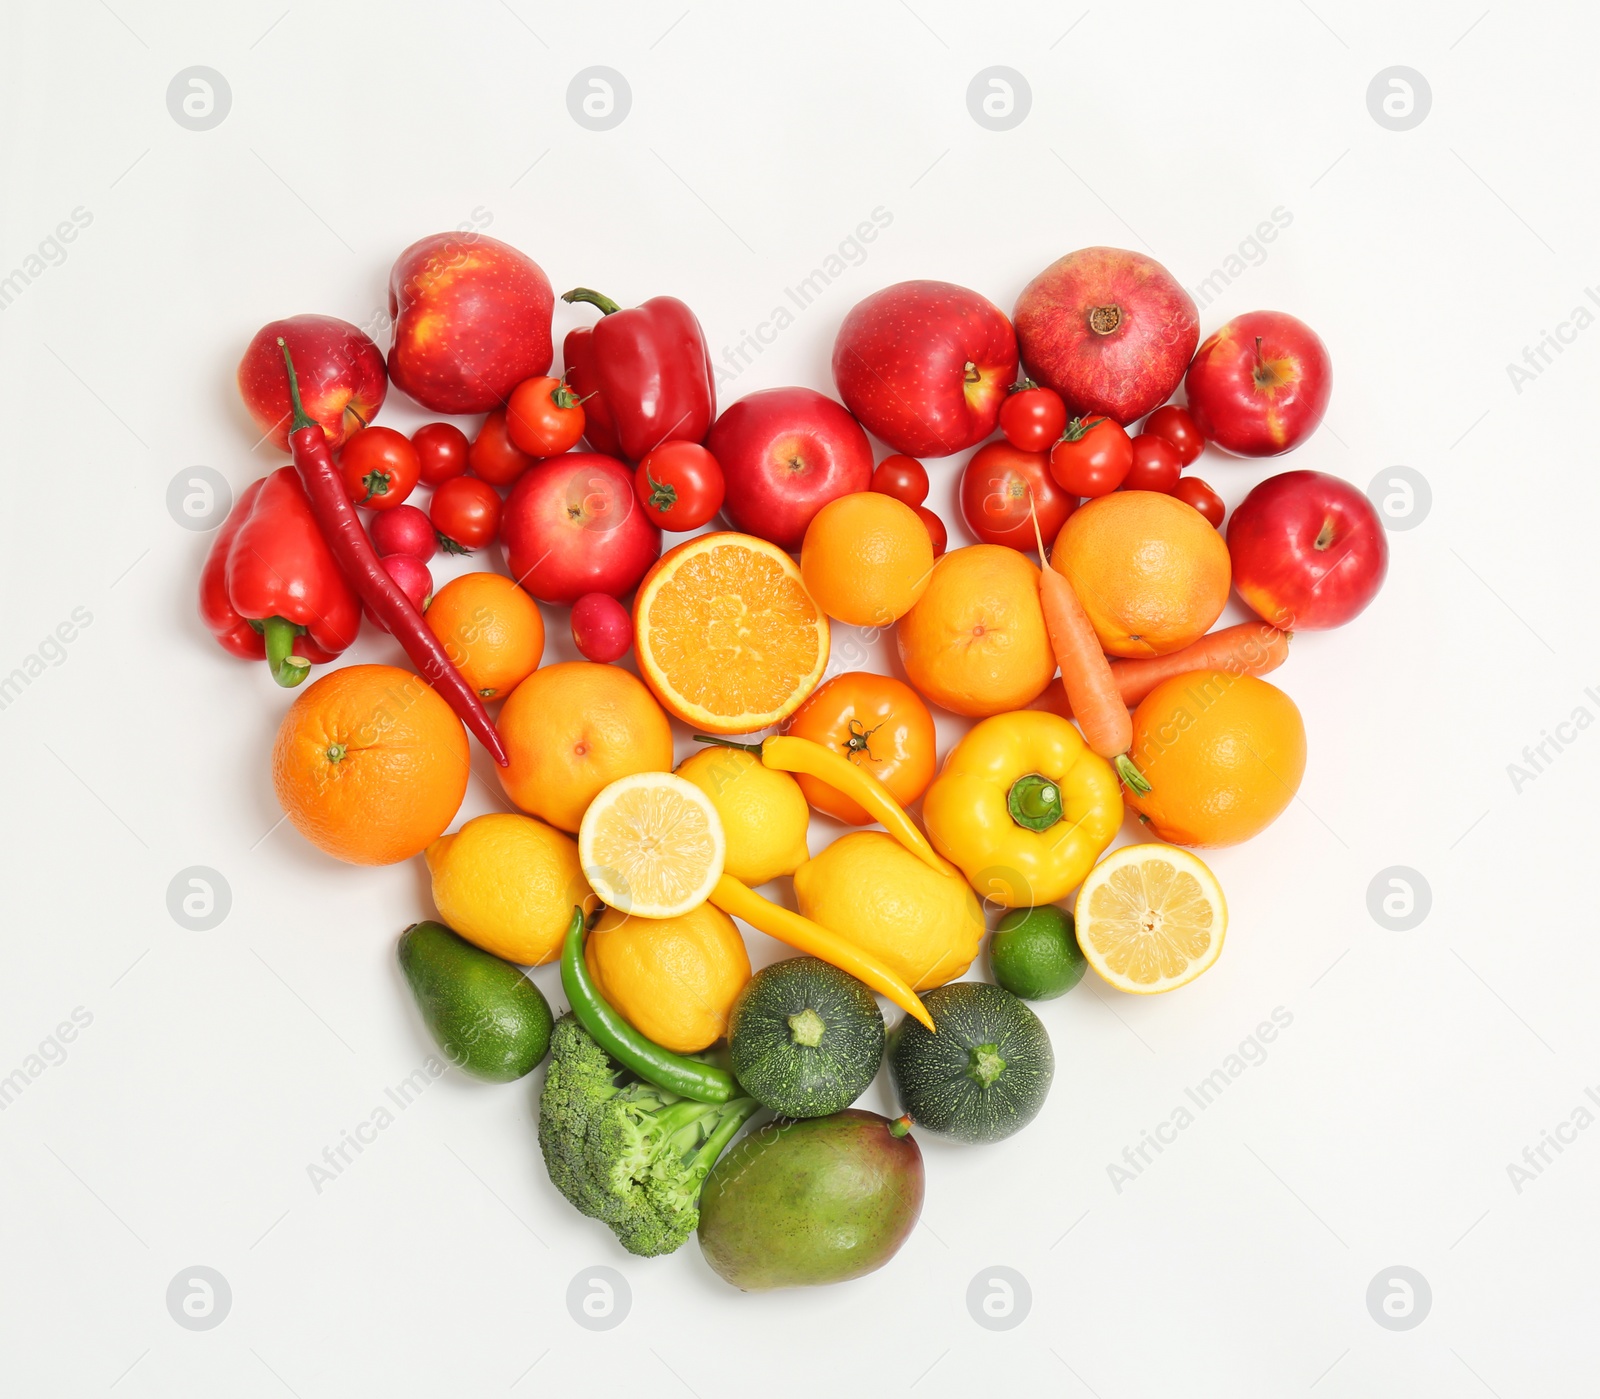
xmin=397 ymin=921 xmax=553 ymax=1082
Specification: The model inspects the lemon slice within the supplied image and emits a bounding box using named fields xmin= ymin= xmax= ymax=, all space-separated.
xmin=1073 ymin=843 xmax=1227 ymax=994
xmin=578 ymin=772 xmax=726 ymax=919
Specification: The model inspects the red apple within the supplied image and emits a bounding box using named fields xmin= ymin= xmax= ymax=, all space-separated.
xmin=1227 ymin=470 xmax=1387 ymax=630
xmin=1013 ymin=247 xmax=1198 ymax=423
xmin=501 ymin=452 xmax=661 ymax=605
xmin=707 ymin=387 xmax=873 ymax=549
xmin=387 ymin=232 xmax=553 ymax=414
xmin=832 ymin=280 xmax=1018 ymax=457
xmin=1185 ymin=310 xmax=1331 ymax=456
xmin=237 ymin=314 xmax=387 ymax=453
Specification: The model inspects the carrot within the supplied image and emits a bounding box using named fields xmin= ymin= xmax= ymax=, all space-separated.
xmin=1029 ymin=505 xmax=1150 ymax=794
xmin=1031 ymin=622 xmax=1291 ymax=719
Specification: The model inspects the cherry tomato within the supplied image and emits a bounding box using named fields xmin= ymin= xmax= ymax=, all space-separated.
xmin=869 ymin=454 xmax=929 ymax=507
xmin=634 ymin=442 xmax=725 ymax=531
xmin=959 ymin=442 xmax=1075 ymax=550
xmin=785 ymin=672 xmax=937 ymax=825
xmin=998 ymin=381 xmax=1067 ymax=453
xmin=430 ymin=476 xmax=502 ymax=553
xmin=1144 ymin=404 xmax=1205 ymax=465
xmin=468 ymin=408 xmax=538 ymax=487
xmin=1122 ymin=433 xmax=1183 ymax=494
xmin=412 ymin=422 xmax=470 ymax=486
xmin=1048 ymin=415 xmax=1132 ymax=498
xmin=337 ymin=426 xmax=420 ymax=511
xmin=506 ymin=375 xmax=585 ymax=458
xmin=1171 ymin=476 xmax=1225 ymax=528
xmin=916 ymin=506 xmax=947 ymax=557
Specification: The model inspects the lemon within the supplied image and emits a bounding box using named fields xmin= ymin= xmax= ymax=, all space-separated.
xmin=579 ymin=772 xmax=726 ymax=919
xmin=425 ymin=813 xmax=590 ymax=966
xmin=1073 ymin=843 xmax=1227 ymax=994
xmin=676 ymin=746 xmax=811 ymax=887
xmin=793 ymin=831 xmax=982 ymax=991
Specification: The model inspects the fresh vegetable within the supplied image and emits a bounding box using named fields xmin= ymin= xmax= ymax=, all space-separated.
xmin=1122 ymin=432 xmax=1182 ymax=494
xmin=429 ymin=476 xmax=501 ymax=554
xmin=697 ymin=1109 xmax=924 ymax=1289
xmin=467 ymin=408 xmax=537 ymax=486
xmin=368 ymin=503 xmax=437 ymax=562
xmin=1172 ymin=475 xmax=1225 ymax=527
xmin=337 ymin=425 xmax=420 ymax=509
xmin=1184 ymin=310 xmax=1331 ymax=456
xmin=1144 ymin=404 xmax=1204 ymax=465
xmin=278 ymin=343 xmax=508 ymax=764
xmin=561 ymin=287 xmax=716 ymax=461
xmin=869 ymin=454 xmax=929 ymax=507
xmin=959 ymin=441 xmax=1074 ymax=550
xmin=998 ymin=380 xmax=1067 ymax=452
xmin=506 ymin=375 xmax=585 ymax=457
xmin=412 ymin=421 xmax=470 ymax=485
xmin=198 ymin=466 xmax=361 ymax=687
xmin=577 ymin=772 xmax=726 ymax=919
xmin=634 ymin=441 xmax=724 ymax=531
xmin=728 ymin=957 xmax=885 ymax=1118
xmin=538 ymin=1014 xmax=759 ymax=1257
xmin=916 ymin=506 xmax=947 ymax=557
xmin=989 ymin=905 xmax=1085 ymax=1001
xmin=675 ymin=745 xmax=810 ymax=887
xmin=1048 ymin=414 xmax=1132 ymax=497
xmin=1074 ymin=843 xmax=1227 ymax=993
xmin=559 ymin=907 xmax=739 ymax=1104
xmin=364 ymin=553 xmax=432 ymax=632
xmin=569 ymin=592 xmax=633 ymax=662
xmin=784 ymin=672 xmax=936 ymax=826
xmin=889 ymin=981 xmax=1054 ymax=1143
xmin=237 ymin=314 xmax=386 ymax=452
xmin=397 ymin=920 xmax=553 ymax=1081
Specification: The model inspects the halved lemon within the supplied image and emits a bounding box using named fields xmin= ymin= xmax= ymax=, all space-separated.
xmin=578 ymin=772 xmax=726 ymax=919
xmin=633 ymin=532 xmax=830 ymax=735
xmin=1073 ymin=843 xmax=1227 ymax=994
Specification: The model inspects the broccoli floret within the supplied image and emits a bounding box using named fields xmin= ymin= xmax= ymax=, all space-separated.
xmin=538 ymin=1015 xmax=759 ymax=1257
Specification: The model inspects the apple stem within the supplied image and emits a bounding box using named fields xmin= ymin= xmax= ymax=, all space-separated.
xmin=964 ymin=360 xmax=980 ymax=384
xmin=1314 ymin=518 xmax=1337 ymax=550
xmin=561 ymin=287 xmax=622 ymax=316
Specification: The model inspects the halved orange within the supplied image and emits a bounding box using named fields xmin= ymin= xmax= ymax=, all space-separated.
xmin=633 ymin=532 xmax=830 ymax=735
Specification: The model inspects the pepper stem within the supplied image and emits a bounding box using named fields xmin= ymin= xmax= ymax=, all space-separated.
xmin=561 ymin=287 xmax=623 ymax=316
xmin=276 ymin=339 xmax=317 ymax=433
xmin=262 ymin=615 xmax=311 ymax=688
xmin=1115 ymin=753 xmax=1152 ymax=795
xmin=1007 ymin=773 xmax=1063 ymax=832
xmin=693 ymin=733 xmax=764 ymax=754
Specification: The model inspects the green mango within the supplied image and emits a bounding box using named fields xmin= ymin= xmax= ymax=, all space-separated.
xmin=397 ymin=921 xmax=552 ymax=1082
xmin=697 ymin=1109 xmax=923 ymax=1289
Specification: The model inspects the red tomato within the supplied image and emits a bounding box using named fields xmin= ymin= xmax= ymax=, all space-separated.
xmin=506 ymin=375 xmax=585 ymax=458
xmin=412 ymin=422 xmax=470 ymax=486
xmin=1143 ymin=404 xmax=1204 ymax=465
xmin=634 ymin=442 xmax=725 ymax=532
xmin=1171 ymin=476 xmax=1225 ymax=528
xmin=869 ymin=454 xmax=929 ymax=507
xmin=1048 ymin=416 xmax=1132 ymax=497
xmin=1122 ymin=433 xmax=1183 ymax=494
xmin=915 ymin=505 xmax=947 ymax=557
xmin=430 ymin=476 xmax=502 ymax=553
xmin=959 ymin=442 xmax=1075 ymax=550
xmin=337 ymin=426 xmax=420 ymax=511
xmin=998 ymin=382 xmax=1067 ymax=453
xmin=468 ymin=409 xmax=538 ymax=486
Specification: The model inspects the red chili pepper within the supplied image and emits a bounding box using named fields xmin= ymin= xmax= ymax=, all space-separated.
xmin=198 ymin=467 xmax=361 ymax=687
xmin=560 ymin=288 xmax=716 ymax=462
xmin=277 ymin=340 xmax=510 ymax=767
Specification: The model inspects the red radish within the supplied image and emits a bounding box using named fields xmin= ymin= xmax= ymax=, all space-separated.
xmin=571 ymin=593 xmax=633 ymax=662
xmin=368 ymin=504 xmax=437 ymax=563
xmin=364 ymin=554 xmax=433 ymax=633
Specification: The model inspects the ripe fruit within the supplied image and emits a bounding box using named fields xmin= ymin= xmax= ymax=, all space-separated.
xmin=800 ymin=492 xmax=934 ymax=628
xmin=578 ymin=772 xmax=726 ymax=919
xmin=676 ymin=746 xmax=811 ymax=887
xmin=989 ymin=906 xmax=1085 ymax=1001
xmin=1051 ymin=492 xmax=1231 ymax=657
xmin=468 ymin=408 xmax=538 ymax=486
xmin=1226 ymin=469 xmax=1388 ymax=630
xmin=425 ymin=572 xmax=544 ymax=700
xmin=1124 ymin=672 xmax=1307 ymax=847
xmin=959 ymin=442 xmax=1074 ymax=550
xmin=1144 ymin=404 xmax=1204 ymax=465
xmin=237 ymin=314 xmax=387 ymax=453
xmin=1048 ymin=415 xmax=1133 ymax=497
xmin=497 ymin=661 xmax=674 ymax=832
xmin=870 ymin=455 xmax=929 ymax=507
xmin=1184 ymin=310 xmax=1332 ymax=456
xmin=896 ymin=544 xmax=1055 ymax=717
xmin=635 ymin=442 xmax=725 ymax=532
xmin=337 ymin=425 xmax=419 ymax=509
xmin=633 ymin=532 xmax=830 ymax=734
xmin=271 ymin=664 xmax=468 ymax=865
xmin=506 ymin=375 xmax=585 ymax=457
xmin=1013 ymin=247 xmax=1199 ymax=423
xmin=1074 ymin=844 xmax=1228 ymax=993
xmin=832 ymin=280 xmax=1018 ymax=457
xmin=1172 ymin=476 xmax=1225 ymax=528
xmin=916 ymin=506 xmax=947 ymax=557
xmin=998 ymin=381 xmax=1067 ymax=452
xmin=785 ymin=672 xmax=937 ymax=825
xmin=413 ymin=421 xmax=470 ymax=485
xmin=1122 ymin=433 xmax=1182 ymax=494
xmin=429 ymin=476 xmax=501 ymax=553
xmin=570 ymin=593 xmax=633 ymax=662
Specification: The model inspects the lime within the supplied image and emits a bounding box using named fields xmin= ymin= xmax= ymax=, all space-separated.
xmin=988 ymin=905 xmax=1085 ymax=1000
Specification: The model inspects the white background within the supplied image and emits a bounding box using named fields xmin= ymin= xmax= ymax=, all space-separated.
xmin=0 ymin=1 xmax=1592 ymax=1394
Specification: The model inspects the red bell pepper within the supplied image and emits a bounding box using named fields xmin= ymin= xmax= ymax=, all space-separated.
xmin=198 ymin=467 xmax=361 ymax=687
xmin=560 ymin=288 xmax=716 ymax=462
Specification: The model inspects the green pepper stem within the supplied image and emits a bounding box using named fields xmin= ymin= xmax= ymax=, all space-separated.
xmin=693 ymin=734 xmax=764 ymax=754
xmin=1115 ymin=754 xmax=1152 ymax=795
xmin=561 ymin=287 xmax=623 ymax=316
xmin=262 ymin=615 xmax=310 ymax=688
xmin=276 ymin=339 xmax=317 ymax=432
xmin=1006 ymin=772 xmax=1064 ymax=832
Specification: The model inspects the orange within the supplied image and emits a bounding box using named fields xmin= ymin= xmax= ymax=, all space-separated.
xmin=634 ymin=531 xmax=830 ymax=735
xmin=425 ymin=571 xmax=544 ymax=700
xmin=895 ymin=544 xmax=1055 ymax=717
xmin=1124 ymin=670 xmax=1306 ymax=847
xmin=800 ymin=491 xmax=934 ymax=627
xmin=497 ymin=661 xmax=673 ymax=832
xmin=585 ymin=902 xmax=752 ymax=1052
xmin=1051 ymin=491 xmax=1231 ymax=657
xmin=272 ymin=664 xmax=468 ymax=865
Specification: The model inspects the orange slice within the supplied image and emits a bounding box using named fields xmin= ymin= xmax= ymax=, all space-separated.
xmin=633 ymin=532 xmax=830 ymax=735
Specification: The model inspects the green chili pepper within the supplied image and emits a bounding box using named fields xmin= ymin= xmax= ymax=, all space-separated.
xmin=558 ymin=907 xmax=737 ymax=1104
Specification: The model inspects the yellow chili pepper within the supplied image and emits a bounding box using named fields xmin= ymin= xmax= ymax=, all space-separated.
xmin=710 ymin=874 xmax=936 ymax=1032
xmin=920 ymin=710 xmax=1123 ymax=909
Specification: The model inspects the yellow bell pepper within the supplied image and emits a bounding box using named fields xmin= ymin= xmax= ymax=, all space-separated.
xmin=921 ymin=710 xmax=1123 ymax=909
